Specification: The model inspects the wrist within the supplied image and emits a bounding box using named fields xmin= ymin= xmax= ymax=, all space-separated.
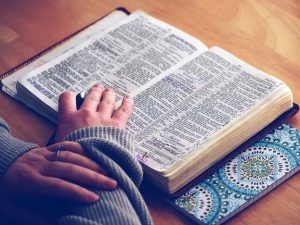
xmin=64 ymin=126 xmax=143 ymax=186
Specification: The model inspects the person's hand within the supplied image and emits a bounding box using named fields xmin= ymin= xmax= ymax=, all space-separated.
xmin=55 ymin=84 xmax=134 ymax=142
xmin=0 ymin=142 xmax=117 ymax=203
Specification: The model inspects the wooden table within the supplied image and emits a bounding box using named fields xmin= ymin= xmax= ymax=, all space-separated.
xmin=0 ymin=1 xmax=299 ymax=224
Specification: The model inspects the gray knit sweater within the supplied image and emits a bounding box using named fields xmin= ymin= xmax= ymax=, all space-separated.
xmin=0 ymin=118 xmax=153 ymax=225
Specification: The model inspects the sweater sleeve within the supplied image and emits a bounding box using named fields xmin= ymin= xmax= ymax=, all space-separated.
xmin=0 ymin=118 xmax=38 ymax=178
xmin=60 ymin=126 xmax=153 ymax=225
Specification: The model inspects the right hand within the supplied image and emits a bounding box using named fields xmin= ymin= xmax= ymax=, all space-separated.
xmin=55 ymin=84 xmax=134 ymax=142
xmin=0 ymin=141 xmax=117 ymax=203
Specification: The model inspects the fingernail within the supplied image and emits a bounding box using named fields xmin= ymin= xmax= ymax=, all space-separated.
xmin=106 ymin=179 xmax=118 ymax=189
xmin=88 ymin=192 xmax=99 ymax=202
xmin=94 ymin=83 xmax=104 ymax=88
xmin=105 ymin=88 xmax=114 ymax=92
xmin=125 ymin=95 xmax=133 ymax=101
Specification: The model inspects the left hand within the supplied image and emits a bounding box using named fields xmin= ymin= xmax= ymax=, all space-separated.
xmin=0 ymin=142 xmax=117 ymax=203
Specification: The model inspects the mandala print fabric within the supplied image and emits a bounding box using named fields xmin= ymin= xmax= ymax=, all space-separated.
xmin=174 ymin=124 xmax=300 ymax=225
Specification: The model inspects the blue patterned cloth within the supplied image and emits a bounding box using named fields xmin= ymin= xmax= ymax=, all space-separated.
xmin=172 ymin=124 xmax=300 ymax=225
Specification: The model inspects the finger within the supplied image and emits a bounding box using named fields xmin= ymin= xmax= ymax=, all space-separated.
xmin=80 ymin=84 xmax=104 ymax=111
xmin=47 ymin=141 xmax=86 ymax=156
xmin=112 ymin=95 xmax=134 ymax=128
xmin=34 ymin=175 xmax=99 ymax=203
xmin=98 ymin=88 xmax=116 ymax=117
xmin=44 ymin=162 xmax=117 ymax=190
xmin=46 ymin=142 xmax=107 ymax=175
xmin=58 ymin=92 xmax=77 ymax=115
xmin=54 ymin=151 xmax=107 ymax=175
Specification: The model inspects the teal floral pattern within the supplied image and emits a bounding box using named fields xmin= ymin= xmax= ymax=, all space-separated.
xmin=173 ymin=124 xmax=300 ymax=225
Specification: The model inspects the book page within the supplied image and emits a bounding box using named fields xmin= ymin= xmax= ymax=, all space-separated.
xmin=128 ymin=47 xmax=284 ymax=171
xmin=18 ymin=11 xmax=208 ymax=111
xmin=1 ymin=9 xmax=129 ymax=96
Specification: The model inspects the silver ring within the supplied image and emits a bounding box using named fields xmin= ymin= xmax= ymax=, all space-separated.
xmin=56 ymin=144 xmax=64 ymax=161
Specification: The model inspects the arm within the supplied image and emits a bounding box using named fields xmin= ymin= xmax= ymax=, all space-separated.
xmin=59 ymin=126 xmax=152 ymax=225
xmin=0 ymin=119 xmax=116 ymax=201
xmin=0 ymin=119 xmax=38 ymax=178
xmin=0 ymin=84 xmax=153 ymax=225
xmin=55 ymin=84 xmax=153 ymax=225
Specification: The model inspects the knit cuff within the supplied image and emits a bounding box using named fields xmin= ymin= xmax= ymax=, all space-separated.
xmin=65 ymin=126 xmax=136 ymax=156
xmin=64 ymin=126 xmax=143 ymax=186
xmin=0 ymin=120 xmax=38 ymax=178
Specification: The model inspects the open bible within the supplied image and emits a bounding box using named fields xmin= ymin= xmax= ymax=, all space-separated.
xmin=1 ymin=10 xmax=295 ymax=194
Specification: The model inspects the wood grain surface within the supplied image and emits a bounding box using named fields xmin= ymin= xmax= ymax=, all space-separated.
xmin=0 ymin=0 xmax=299 ymax=225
